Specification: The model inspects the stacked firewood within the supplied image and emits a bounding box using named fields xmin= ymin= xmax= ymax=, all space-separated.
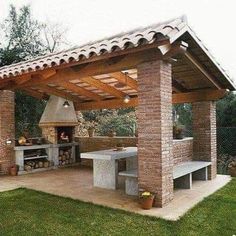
xmin=58 ymin=148 xmax=73 ymax=166
xmin=24 ymin=160 xmax=52 ymax=171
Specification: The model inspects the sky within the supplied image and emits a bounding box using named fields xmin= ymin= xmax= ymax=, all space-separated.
xmin=0 ymin=0 xmax=236 ymax=82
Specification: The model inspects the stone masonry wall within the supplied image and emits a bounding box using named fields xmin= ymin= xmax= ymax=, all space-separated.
xmin=136 ymin=60 xmax=173 ymax=207
xmin=41 ymin=126 xmax=57 ymax=144
xmin=192 ymin=101 xmax=217 ymax=179
xmin=0 ymin=90 xmax=15 ymax=174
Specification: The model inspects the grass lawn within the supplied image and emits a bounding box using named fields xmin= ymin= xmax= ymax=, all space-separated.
xmin=0 ymin=178 xmax=235 ymax=236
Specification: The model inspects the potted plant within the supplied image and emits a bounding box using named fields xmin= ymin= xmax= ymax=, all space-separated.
xmin=86 ymin=121 xmax=97 ymax=137
xmin=228 ymin=160 xmax=236 ymax=177
xmin=108 ymin=129 xmax=116 ymax=137
xmin=9 ymin=164 xmax=19 ymax=176
xmin=173 ymin=122 xmax=185 ymax=139
xmin=115 ymin=142 xmax=124 ymax=151
xmin=140 ymin=191 xmax=154 ymax=210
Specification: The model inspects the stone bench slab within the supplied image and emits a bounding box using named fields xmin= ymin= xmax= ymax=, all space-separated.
xmin=173 ymin=161 xmax=211 ymax=179
xmin=119 ymin=169 xmax=138 ymax=178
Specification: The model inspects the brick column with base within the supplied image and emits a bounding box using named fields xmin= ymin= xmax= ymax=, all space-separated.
xmin=0 ymin=90 xmax=15 ymax=174
xmin=192 ymin=101 xmax=217 ymax=179
xmin=136 ymin=60 xmax=173 ymax=207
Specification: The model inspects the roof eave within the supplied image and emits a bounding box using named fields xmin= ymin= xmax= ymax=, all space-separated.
xmin=169 ymin=25 xmax=236 ymax=90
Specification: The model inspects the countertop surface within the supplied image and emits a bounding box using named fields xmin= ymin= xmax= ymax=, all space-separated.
xmin=81 ymin=147 xmax=137 ymax=160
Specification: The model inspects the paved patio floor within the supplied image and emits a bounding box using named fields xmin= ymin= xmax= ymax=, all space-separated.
xmin=0 ymin=166 xmax=231 ymax=221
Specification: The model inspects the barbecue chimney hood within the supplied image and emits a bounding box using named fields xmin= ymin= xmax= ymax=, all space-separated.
xmin=39 ymin=95 xmax=78 ymax=127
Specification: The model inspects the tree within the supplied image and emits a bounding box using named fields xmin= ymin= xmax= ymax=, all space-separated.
xmin=216 ymin=92 xmax=236 ymax=127
xmin=41 ymin=21 xmax=69 ymax=53
xmin=0 ymin=5 xmax=68 ymax=137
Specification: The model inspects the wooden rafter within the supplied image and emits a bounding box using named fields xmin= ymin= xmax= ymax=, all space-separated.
xmin=183 ymin=51 xmax=222 ymax=89
xmin=56 ymin=81 xmax=102 ymax=101
xmin=79 ymin=76 xmax=126 ymax=98
xmin=172 ymin=78 xmax=188 ymax=92
xmin=22 ymin=88 xmax=48 ymax=100
xmin=75 ymin=89 xmax=227 ymax=110
xmin=16 ymin=49 xmax=162 ymax=87
xmin=7 ymin=69 xmax=57 ymax=90
xmin=109 ymin=72 xmax=138 ymax=90
xmin=34 ymin=85 xmax=81 ymax=103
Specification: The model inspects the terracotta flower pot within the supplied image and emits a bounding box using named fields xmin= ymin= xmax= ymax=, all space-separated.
xmin=229 ymin=167 xmax=236 ymax=177
xmin=9 ymin=166 xmax=18 ymax=176
xmin=140 ymin=196 xmax=154 ymax=210
xmin=88 ymin=128 xmax=95 ymax=137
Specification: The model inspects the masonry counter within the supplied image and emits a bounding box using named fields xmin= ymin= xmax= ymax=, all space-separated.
xmin=81 ymin=147 xmax=137 ymax=190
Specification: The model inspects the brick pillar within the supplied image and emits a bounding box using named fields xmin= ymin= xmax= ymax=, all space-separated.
xmin=192 ymin=101 xmax=217 ymax=179
xmin=136 ymin=60 xmax=173 ymax=207
xmin=0 ymin=90 xmax=15 ymax=174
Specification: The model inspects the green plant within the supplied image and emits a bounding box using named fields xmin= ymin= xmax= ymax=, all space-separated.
xmin=173 ymin=122 xmax=185 ymax=139
xmin=140 ymin=191 xmax=153 ymax=199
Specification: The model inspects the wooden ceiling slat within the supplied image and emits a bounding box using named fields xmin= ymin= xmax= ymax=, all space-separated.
xmin=79 ymin=76 xmax=126 ymax=98
xmin=56 ymin=81 xmax=102 ymax=101
xmin=35 ymin=85 xmax=81 ymax=103
xmin=183 ymin=51 xmax=222 ymax=89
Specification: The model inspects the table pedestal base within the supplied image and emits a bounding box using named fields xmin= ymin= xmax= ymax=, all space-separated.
xmin=93 ymin=159 xmax=118 ymax=189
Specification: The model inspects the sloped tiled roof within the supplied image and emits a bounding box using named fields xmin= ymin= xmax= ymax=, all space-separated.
xmin=0 ymin=15 xmax=235 ymax=90
xmin=0 ymin=16 xmax=186 ymax=79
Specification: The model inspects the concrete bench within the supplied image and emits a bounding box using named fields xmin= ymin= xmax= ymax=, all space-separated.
xmin=173 ymin=161 xmax=211 ymax=189
xmin=119 ymin=161 xmax=211 ymax=195
xmin=119 ymin=169 xmax=138 ymax=196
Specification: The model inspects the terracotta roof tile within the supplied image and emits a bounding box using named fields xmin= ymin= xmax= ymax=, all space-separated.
xmin=0 ymin=16 xmax=185 ymax=79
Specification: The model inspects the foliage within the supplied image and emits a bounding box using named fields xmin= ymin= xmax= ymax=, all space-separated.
xmin=0 ymin=180 xmax=235 ymax=235
xmin=217 ymin=153 xmax=236 ymax=174
xmin=0 ymin=5 xmax=45 ymax=61
xmin=0 ymin=5 xmax=68 ymax=137
xmin=173 ymin=104 xmax=192 ymax=136
xmin=96 ymin=110 xmax=136 ymax=136
xmin=82 ymin=109 xmax=136 ymax=136
xmin=216 ymin=92 xmax=236 ymax=127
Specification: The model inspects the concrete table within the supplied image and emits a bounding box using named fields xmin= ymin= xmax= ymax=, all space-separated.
xmin=81 ymin=147 xmax=137 ymax=189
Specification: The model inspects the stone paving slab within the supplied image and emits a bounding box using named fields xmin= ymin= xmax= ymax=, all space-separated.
xmin=0 ymin=166 xmax=231 ymax=221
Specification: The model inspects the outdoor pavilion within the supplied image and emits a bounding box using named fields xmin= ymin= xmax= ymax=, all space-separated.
xmin=0 ymin=16 xmax=235 ymax=207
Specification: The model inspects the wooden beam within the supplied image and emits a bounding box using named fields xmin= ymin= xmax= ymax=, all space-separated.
xmin=172 ymin=78 xmax=188 ymax=92
xmin=22 ymin=88 xmax=49 ymax=100
xmin=109 ymin=72 xmax=138 ymax=90
xmin=7 ymin=41 xmax=189 ymax=91
xmin=18 ymin=49 xmax=162 ymax=87
xmin=57 ymin=81 xmax=102 ymax=101
xmin=34 ymin=85 xmax=81 ymax=103
xmin=75 ymin=97 xmax=138 ymax=110
xmin=172 ymin=89 xmax=227 ymax=104
xmin=0 ymin=80 xmax=15 ymax=90
xmin=17 ymin=69 xmax=56 ymax=88
xmin=79 ymin=76 xmax=126 ymax=98
xmin=183 ymin=51 xmax=222 ymax=89
xmin=75 ymin=89 xmax=227 ymax=110
xmin=163 ymin=41 xmax=188 ymax=59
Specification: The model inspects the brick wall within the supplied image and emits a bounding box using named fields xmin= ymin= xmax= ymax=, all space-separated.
xmin=136 ymin=60 xmax=173 ymax=207
xmin=0 ymin=90 xmax=15 ymax=174
xmin=192 ymin=101 xmax=217 ymax=179
xmin=173 ymin=138 xmax=193 ymax=165
xmin=76 ymin=136 xmax=192 ymax=167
